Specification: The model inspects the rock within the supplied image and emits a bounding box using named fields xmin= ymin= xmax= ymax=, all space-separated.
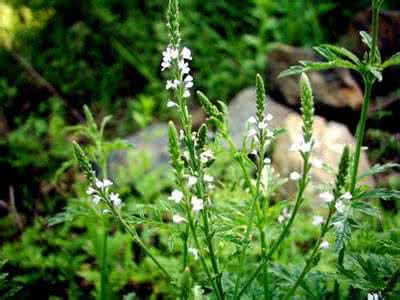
xmin=228 ymin=87 xmax=294 ymax=146
xmin=272 ymin=112 xmax=375 ymax=197
xmin=267 ymin=44 xmax=364 ymax=109
xmin=107 ymin=123 xmax=170 ymax=178
xmin=108 ymin=88 xmax=294 ymax=175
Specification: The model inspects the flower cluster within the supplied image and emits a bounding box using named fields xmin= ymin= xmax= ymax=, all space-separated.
xmin=86 ymin=178 xmax=122 ymax=208
xmin=162 ymin=45 xmax=194 ymax=107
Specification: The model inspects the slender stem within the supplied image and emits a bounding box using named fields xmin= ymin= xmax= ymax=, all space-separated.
xmin=175 ymin=81 xmax=224 ymax=298
xmin=236 ymin=157 xmax=311 ymax=299
xmin=283 ymin=206 xmax=335 ymax=299
xmin=100 ymin=227 xmax=108 ymax=300
xmin=349 ymin=82 xmax=373 ymax=193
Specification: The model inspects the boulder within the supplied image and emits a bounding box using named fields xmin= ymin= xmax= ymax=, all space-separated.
xmin=267 ymin=44 xmax=364 ymax=109
xmin=272 ymin=113 xmax=375 ymax=197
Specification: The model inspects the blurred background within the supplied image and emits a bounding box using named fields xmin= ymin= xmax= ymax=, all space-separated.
xmin=1 ymin=0 xmax=400 ymax=299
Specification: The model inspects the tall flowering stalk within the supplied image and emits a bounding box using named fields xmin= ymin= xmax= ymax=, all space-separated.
xmin=72 ymin=110 xmax=175 ymax=297
xmin=283 ymin=146 xmax=351 ymax=299
xmin=163 ymin=0 xmax=223 ymax=298
xmin=234 ymin=73 xmax=316 ymax=299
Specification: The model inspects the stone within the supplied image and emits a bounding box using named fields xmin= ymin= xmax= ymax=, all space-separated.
xmin=267 ymin=44 xmax=364 ymax=109
xmin=228 ymin=87 xmax=294 ymax=146
xmin=107 ymin=123 xmax=170 ymax=178
xmin=272 ymin=113 xmax=375 ymax=198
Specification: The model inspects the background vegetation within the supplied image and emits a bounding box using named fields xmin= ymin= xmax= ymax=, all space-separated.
xmin=1 ymin=0 xmax=399 ymax=299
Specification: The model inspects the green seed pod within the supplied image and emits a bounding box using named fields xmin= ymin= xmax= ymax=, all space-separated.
xmin=196 ymin=124 xmax=208 ymax=153
xmin=73 ymin=141 xmax=95 ymax=183
xmin=255 ymin=74 xmax=266 ymax=121
xmin=197 ymin=91 xmax=221 ymax=120
xmin=300 ymin=73 xmax=315 ymax=142
xmin=167 ymin=0 xmax=180 ymax=47
xmin=334 ymin=146 xmax=350 ymax=198
xmin=168 ymin=121 xmax=183 ymax=173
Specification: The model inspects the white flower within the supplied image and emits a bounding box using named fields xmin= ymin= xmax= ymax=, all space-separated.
xmin=183 ymin=90 xmax=191 ymax=98
xmin=320 ymin=240 xmax=329 ymax=249
xmin=278 ymin=208 xmax=290 ymax=223
xmin=92 ymin=195 xmax=101 ymax=205
xmin=182 ymin=151 xmax=190 ymax=161
xmin=266 ymin=130 xmax=274 ymax=138
xmin=184 ymin=75 xmax=193 ymax=86
xmin=248 ymin=116 xmax=257 ymax=124
xmin=178 ymin=60 xmax=190 ymax=74
xmin=311 ymin=158 xmax=323 ymax=169
xmin=191 ymin=196 xmax=204 ymax=212
xmin=289 ymin=139 xmax=312 ymax=153
xmin=200 ymin=149 xmax=214 ymax=164
xmin=278 ymin=215 xmax=285 ymax=223
xmin=264 ymin=157 xmax=271 ymax=164
xmin=181 ymin=47 xmax=192 ymax=60
xmin=341 ymin=192 xmax=352 ymax=200
xmin=187 ymin=175 xmax=198 ymax=188
xmin=172 ymin=214 xmax=186 ymax=224
xmin=110 ymin=192 xmax=121 ymax=207
xmin=167 ymin=100 xmax=178 ymax=108
xmin=86 ymin=186 xmax=96 ymax=195
xmin=312 ymin=215 xmax=324 ymax=226
xmin=204 ymin=174 xmax=214 ymax=183
xmin=320 ymin=192 xmax=334 ymax=203
xmin=95 ymin=178 xmax=113 ymax=189
xmin=188 ymin=247 xmax=199 ymax=260
xmin=102 ymin=209 xmax=111 ymax=214
xmin=258 ymin=120 xmax=268 ymax=130
xmin=161 ymin=60 xmax=171 ymax=71
xmin=367 ymin=293 xmax=380 ymax=300
xmin=290 ymin=171 xmax=302 ymax=181
xmin=168 ymin=189 xmax=183 ymax=203
xmin=166 ymin=80 xmax=180 ymax=90
xmin=335 ymin=200 xmax=346 ymax=213
xmin=265 ymin=113 xmax=273 ymax=121
xmin=248 ymin=128 xmax=258 ymax=138
xmin=179 ymin=130 xmax=185 ymax=140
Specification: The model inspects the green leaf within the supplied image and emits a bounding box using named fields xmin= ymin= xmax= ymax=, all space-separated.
xmin=319 ymin=44 xmax=360 ymax=65
xmin=382 ymin=52 xmax=400 ymax=69
xmin=367 ymin=65 xmax=383 ymax=82
xmin=360 ymin=31 xmax=372 ymax=49
xmin=358 ymin=163 xmax=400 ymax=180
xmin=351 ymin=201 xmax=380 ymax=218
xmin=354 ymin=188 xmax=400 ymax=201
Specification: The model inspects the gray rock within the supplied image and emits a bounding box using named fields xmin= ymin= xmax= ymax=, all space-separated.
xmin=228 ymin=87 xmax=294 ymax=146
xmin=107 ymin=123 xmax=169 ymax=178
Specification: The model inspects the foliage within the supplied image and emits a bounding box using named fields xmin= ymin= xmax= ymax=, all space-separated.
xmin=1 ymin=0 xmax=400 ymax=299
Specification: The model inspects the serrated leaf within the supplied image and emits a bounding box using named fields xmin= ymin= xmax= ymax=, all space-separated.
xmin=351 ymin=201 xmax=380 ymax=218
xmin=319 ymin=44 xmax=360 ymax=65
xmin=354 ymin=188 xmax=400 ymax=201
xmin=358 ymin=163 xmax=400 ymax=180
xmin=382 ymin=52 xmax=400 ymax=69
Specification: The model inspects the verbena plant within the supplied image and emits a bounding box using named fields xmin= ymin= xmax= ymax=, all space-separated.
xmin=71 ymin=0 xmax=400 ymax=298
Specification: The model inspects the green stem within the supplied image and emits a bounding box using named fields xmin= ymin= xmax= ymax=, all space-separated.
xmin=283 ymin=205 xmax=335 ymax=299
xmin=100 ymin=227 xmax=108 ymax=300
xmin=349 ymin=82 xmax=373 ymax=193
xmin=236 ymin=156 xmax=311 ymax=299
xmin=176 ymin=85 xmax=224 ymax=299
